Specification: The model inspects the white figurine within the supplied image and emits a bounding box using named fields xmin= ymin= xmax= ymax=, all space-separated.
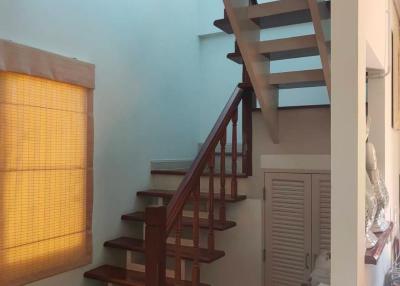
xmin=365 ymin=117 xmax=390 ymax=233
xmin=365 ymin=176 xmax=378 ymax=248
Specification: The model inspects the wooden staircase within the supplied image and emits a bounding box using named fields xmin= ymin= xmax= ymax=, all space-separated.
xmin=84 ymin=85 xmax=253 ymax=286
xmin=220 ymin=0 xmax=331 ymax=143
xmin=84 ymin=1 xmax=331 ymax=285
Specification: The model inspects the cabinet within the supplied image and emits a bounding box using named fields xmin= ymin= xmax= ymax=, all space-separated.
xmin=264 ymin=172 xmax=331 ymax=286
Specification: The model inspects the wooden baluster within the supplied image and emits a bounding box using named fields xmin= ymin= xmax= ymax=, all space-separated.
xmin=219 ymin=130 xmax=227 ymax=223
xmin=208 ymin=152 xmax=215 ymax=252
xmin=145 ymin=206 xmax=166 ymax=286
xmin=231 ymin=109 xmax=238 ymax=199
xmin=234 ymin=41 xmax=240 ymax=54
xmin=192 ymin=183 xmax=201 ymax=286
xmin=175 ymin=212 xmax=182 ymax=283
xmin=242 ymin=92 xmax=253 ymax=176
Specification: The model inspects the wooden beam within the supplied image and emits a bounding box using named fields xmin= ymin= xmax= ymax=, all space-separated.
xmin=223 ymin=0 xmax=279 ymax=143
xmin=307 ymin=0 xmax=332 ymax=99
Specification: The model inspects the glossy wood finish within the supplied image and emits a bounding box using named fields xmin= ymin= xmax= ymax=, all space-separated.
xmin=208 ymin=153 xmax=215 ymax=252
xmin=192 ymin=183 xmax=201 ymax=286
xmin=84 ymin=265 xmax=210 ymax=286
xmin=220 ymin=131 xmax=227 ymax=223
xmin=365 ymin=222 xmax=394 ymax=265
xmin=307 ymin=0 xmax=331 ymax=98
xmin=252 ymin=104 xmax=331 ymax=112
xmin=122 ymin=211 xmax=238 ymax=231
xmin=136 ymin=189 xmax=247 ymax=203
xmin=166 ymin=87 xmax=244 ymax=232
xmin=151 ymin=169 xmax=248 ymax=178
xmin=145 ymin=206 xmax=166 ymax=286
xmin=231 ymin=109 xmax=238 ymax=199
xmin=175 ymin=213 xmax=182 ymax=283
xmin=242 ymin=92 xmax=253 ymax=176
xmin=104 ymin=237 xmax=225 ymax=263
xmin=138 ymin=85 xmax=252 ymax=283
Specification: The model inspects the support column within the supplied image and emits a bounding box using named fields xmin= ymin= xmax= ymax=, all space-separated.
xmin=331 ymin=0 xmax=366 ymax=285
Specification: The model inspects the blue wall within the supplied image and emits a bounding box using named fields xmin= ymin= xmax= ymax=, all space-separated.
xmin=0 ymin=1 xmax=201 ymax=285
xmin=0 ymin=2 xmax=330 ymax=285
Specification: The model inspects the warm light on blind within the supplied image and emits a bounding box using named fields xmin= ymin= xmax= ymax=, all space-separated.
xmin=0 ymin=72 xmax=93 ymax=286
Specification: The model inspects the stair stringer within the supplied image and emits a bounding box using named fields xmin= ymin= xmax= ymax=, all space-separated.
xmin=223 ymin=0 xmax=279 ymax=143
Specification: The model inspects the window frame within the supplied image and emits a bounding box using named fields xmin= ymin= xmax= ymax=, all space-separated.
xmin=0 ymin=39 xmax=95 ymax=286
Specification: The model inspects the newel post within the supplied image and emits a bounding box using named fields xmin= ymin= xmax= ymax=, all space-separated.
xmin=145 ymin=206 xmax=167 ymax=286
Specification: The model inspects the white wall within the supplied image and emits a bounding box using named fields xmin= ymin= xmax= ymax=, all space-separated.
xmin=366 ymin=0 xmax=387 ymax=70
xmin=331 ymin=0 xmax=367 ymax=285
xmin=366 ymin=2 xmax=400 ymax=285
xmin=0 ymin=1 xmax=202 ymax=285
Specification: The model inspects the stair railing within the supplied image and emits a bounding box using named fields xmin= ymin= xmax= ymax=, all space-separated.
xmin=145 ymin=85 xmax=253 ymax=286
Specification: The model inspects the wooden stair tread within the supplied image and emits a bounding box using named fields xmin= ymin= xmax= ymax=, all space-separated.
xmin=228 ymin=38 xmax=330 ymax=64
xmin=248 ymin=0 xmax=308 ymax=18
xmin=105 ymin=237 xmax=225 ymax=263
xmin=238 ymin=82 xmax=253 ymax=90
xmin=269 ymin=69 xmax=325 ymax=89
xmin=151 ymin=169 xmax=248 ymax=178
xmin=214 ymin=1 xmax=330 ymax=34
xmin=84 ymin=265 xmax=210 ymax=286
xmin=257 ymin=34 xmax=318 ymax=59
xmin=253 ymin=104 xmax=330 ymax=112
xmin=137 ymin=189 xmax=247 ymax=203
xmin=122 ymin=211 xmax=237 ymax=231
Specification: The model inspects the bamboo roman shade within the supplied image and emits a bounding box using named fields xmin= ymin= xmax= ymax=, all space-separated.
xmin=0 ymin=40 xmax=94 ymax=286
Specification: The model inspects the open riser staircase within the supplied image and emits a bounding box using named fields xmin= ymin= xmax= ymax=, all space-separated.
xmin=84 ymin=0 xmax=331 ymax=285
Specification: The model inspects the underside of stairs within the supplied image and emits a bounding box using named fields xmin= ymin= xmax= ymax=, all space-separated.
xmin=84 ymin=1 xmax=331 ymax=285
xmin=220 ymin=0 xmax=331 ymax=143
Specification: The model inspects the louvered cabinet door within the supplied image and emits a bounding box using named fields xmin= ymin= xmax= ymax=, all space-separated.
xmin=265 ymin=173 xmax=312 ymax=286
xmin=311 ymin=174 xmax=331 ymax=259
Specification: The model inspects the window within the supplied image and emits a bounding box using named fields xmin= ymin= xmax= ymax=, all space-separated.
xmin=0 ymin=40 xmax=94 ymax=286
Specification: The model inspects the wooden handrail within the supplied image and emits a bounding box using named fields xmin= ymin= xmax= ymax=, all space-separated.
xmin=145 ymin=83 xmax=254 ymax=286
xmin=166 ymin=86 xmax=245 ymax=233
xmin=145 ymin=85 xmax=252 ymax=285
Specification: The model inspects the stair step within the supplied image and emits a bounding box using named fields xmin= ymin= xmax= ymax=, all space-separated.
xmin=269 ymin=69 xmax=325 ymax=89
xmin=105 ymin=237 xmax=225 ymax=263
xmin=238 ymin=82 xmax=253 ymax=90
xmin=253 ymin=104 xmax=331 ymax=112
xmin=137 ymin=189 xmax=247 ymax=203
xmin=228 ymin=35 xmax=319 ymax=64
xmin=214 ymin=1 xmax=330 ymax=34
xmin=84 ymin=265 xmax=210 ymax=286
xmin=122 ymin=211 xmax=237 ymax=231
xmin=151 ymin=169 xmax=248 ymax=178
